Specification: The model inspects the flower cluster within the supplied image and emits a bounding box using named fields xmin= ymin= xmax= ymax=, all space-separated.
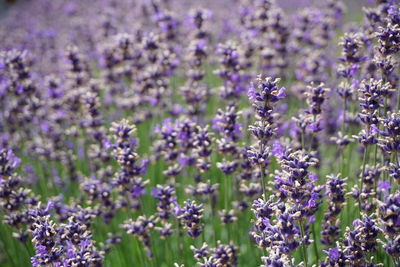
xmin=191 ymin=241 xmax=238 ymax=267
xmin=343 ymin=216 xmax=380 ymax=266
xmin=247 ymin=76 xmax=285 ymax=201
xmin=320 ymin=174 xmax=347 ymax=246
xmin=121 ymin=216 xmax=157 ymax=258
xmin=176 ymin=199 xmax=204 ymax=238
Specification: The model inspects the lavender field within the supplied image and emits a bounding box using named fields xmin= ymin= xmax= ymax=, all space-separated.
xmin=0 ymin=0 xmax=399 ymax=266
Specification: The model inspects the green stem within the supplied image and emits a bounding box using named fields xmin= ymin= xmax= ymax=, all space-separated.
xmin=210 ymin=200 xmax=217 ymax=246
xmin=301 ymin=130 xmax=305 ymax=150
xmin=342 ymin=97 xmax=347 ymax=133
xmin=397 ymin=87 xmax=400 ymax=111
xmin=340 ymin=148 xmax=345 ymax=176
xmin=224 ymin=173 xmax=229 ymax=210
xmin=175 ymin=218 xmax=183 ymax=253
xmin=134 ymin=239 xmax=145 ymax=267
xmin=384 ymin=96 xmax=389 ymax=115
xmin=259 ymin=117 xmax=268 ymax=201
xmin=359 ymin=145 xmax=368 ymax=217
xmin=259 ymin=164 xmax=267 ymax=201
xmin=311 ymin=223 xmax=320 ymax=264
xmin=299 ymin=221 xmax=309 ymax=267
xmin=224 ymin=173 xmax=231 ymax=242
xmin=340 ymin=97 xmax=348 ymax=176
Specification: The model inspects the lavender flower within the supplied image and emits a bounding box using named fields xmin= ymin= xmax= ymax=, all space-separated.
xmin=191 ymin=243 xmax=209 ymax=260
xmin=320 ymin=174 xmax=347 ymax=246
xmin=0 ymin=148 xmax=21 ymax=178
xmin=337 ymin=33 xmax=364 ymax=79
xmin=121 ymin=215 xmax=157 ymax=258
xmin=321 ymin=246 xmax=346 ymax=267
xmin=177 ymin=199 xmax=204 ymax=238
xmin=110 ymin=119 xmax=149 ymax=210
xmin=219 ymin=209 xmax=237 ymax=225
xmin=152 ymin=184 xmax=177 ymax=220
xmin=343 ymin=216 xmax=380 ymax=266
xmin=247 ymin=76 xmax=285 ymax=199
xmin=378 ymin=112 xmax=400 ymax=152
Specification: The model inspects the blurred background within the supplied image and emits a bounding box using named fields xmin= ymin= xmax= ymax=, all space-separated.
xmin=0 ymin=0 xmax=372 ymax=70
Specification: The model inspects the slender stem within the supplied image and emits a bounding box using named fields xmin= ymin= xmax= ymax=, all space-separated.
xmin=258 ymin=123 xmax=268 ymax=254
xmin=134 ymin=239 xmax=144 ymax=267
xmin=299 ymin=220 xmax=309 ymax=267
xmin=259 ymin=164 xmax=267 ymax=201
xmin=394 ymin=153 xmax=400 ymax=192
xmin=224 ymin=173 xmax=231 ymax=242
xmin=340 ymin=147 xmax=346 ymax=176
xmin=339 ymin=97 xmax=348 ymax=176
xmin=359 ymin=145 xmax=368 ymax=216
xmin=345 ymin=144 xmax=353 ymax=226
xmin=310 ymin=114 xmax=317 ymax=152
xmin=224 ymin=173 xmax=229 ymax=210
xmin=311 ymin=223 xmax=320 ymax=264
xmin=210 ymin=200 xmax=217 ymax=246
xmin=397 ymin=87 xmax=400 ymax=111
xmin=175 ymin=218 xmax=183 ymax=251
xmin=342 ymin=97 xmax=347 ymax=133
xmin=384 ymin=96 xmax=389 ymax=115
xmin=259 ymin=117 xmax=268 ymax=201
xmin=306 ymin=115 xmax=319 ymax=264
